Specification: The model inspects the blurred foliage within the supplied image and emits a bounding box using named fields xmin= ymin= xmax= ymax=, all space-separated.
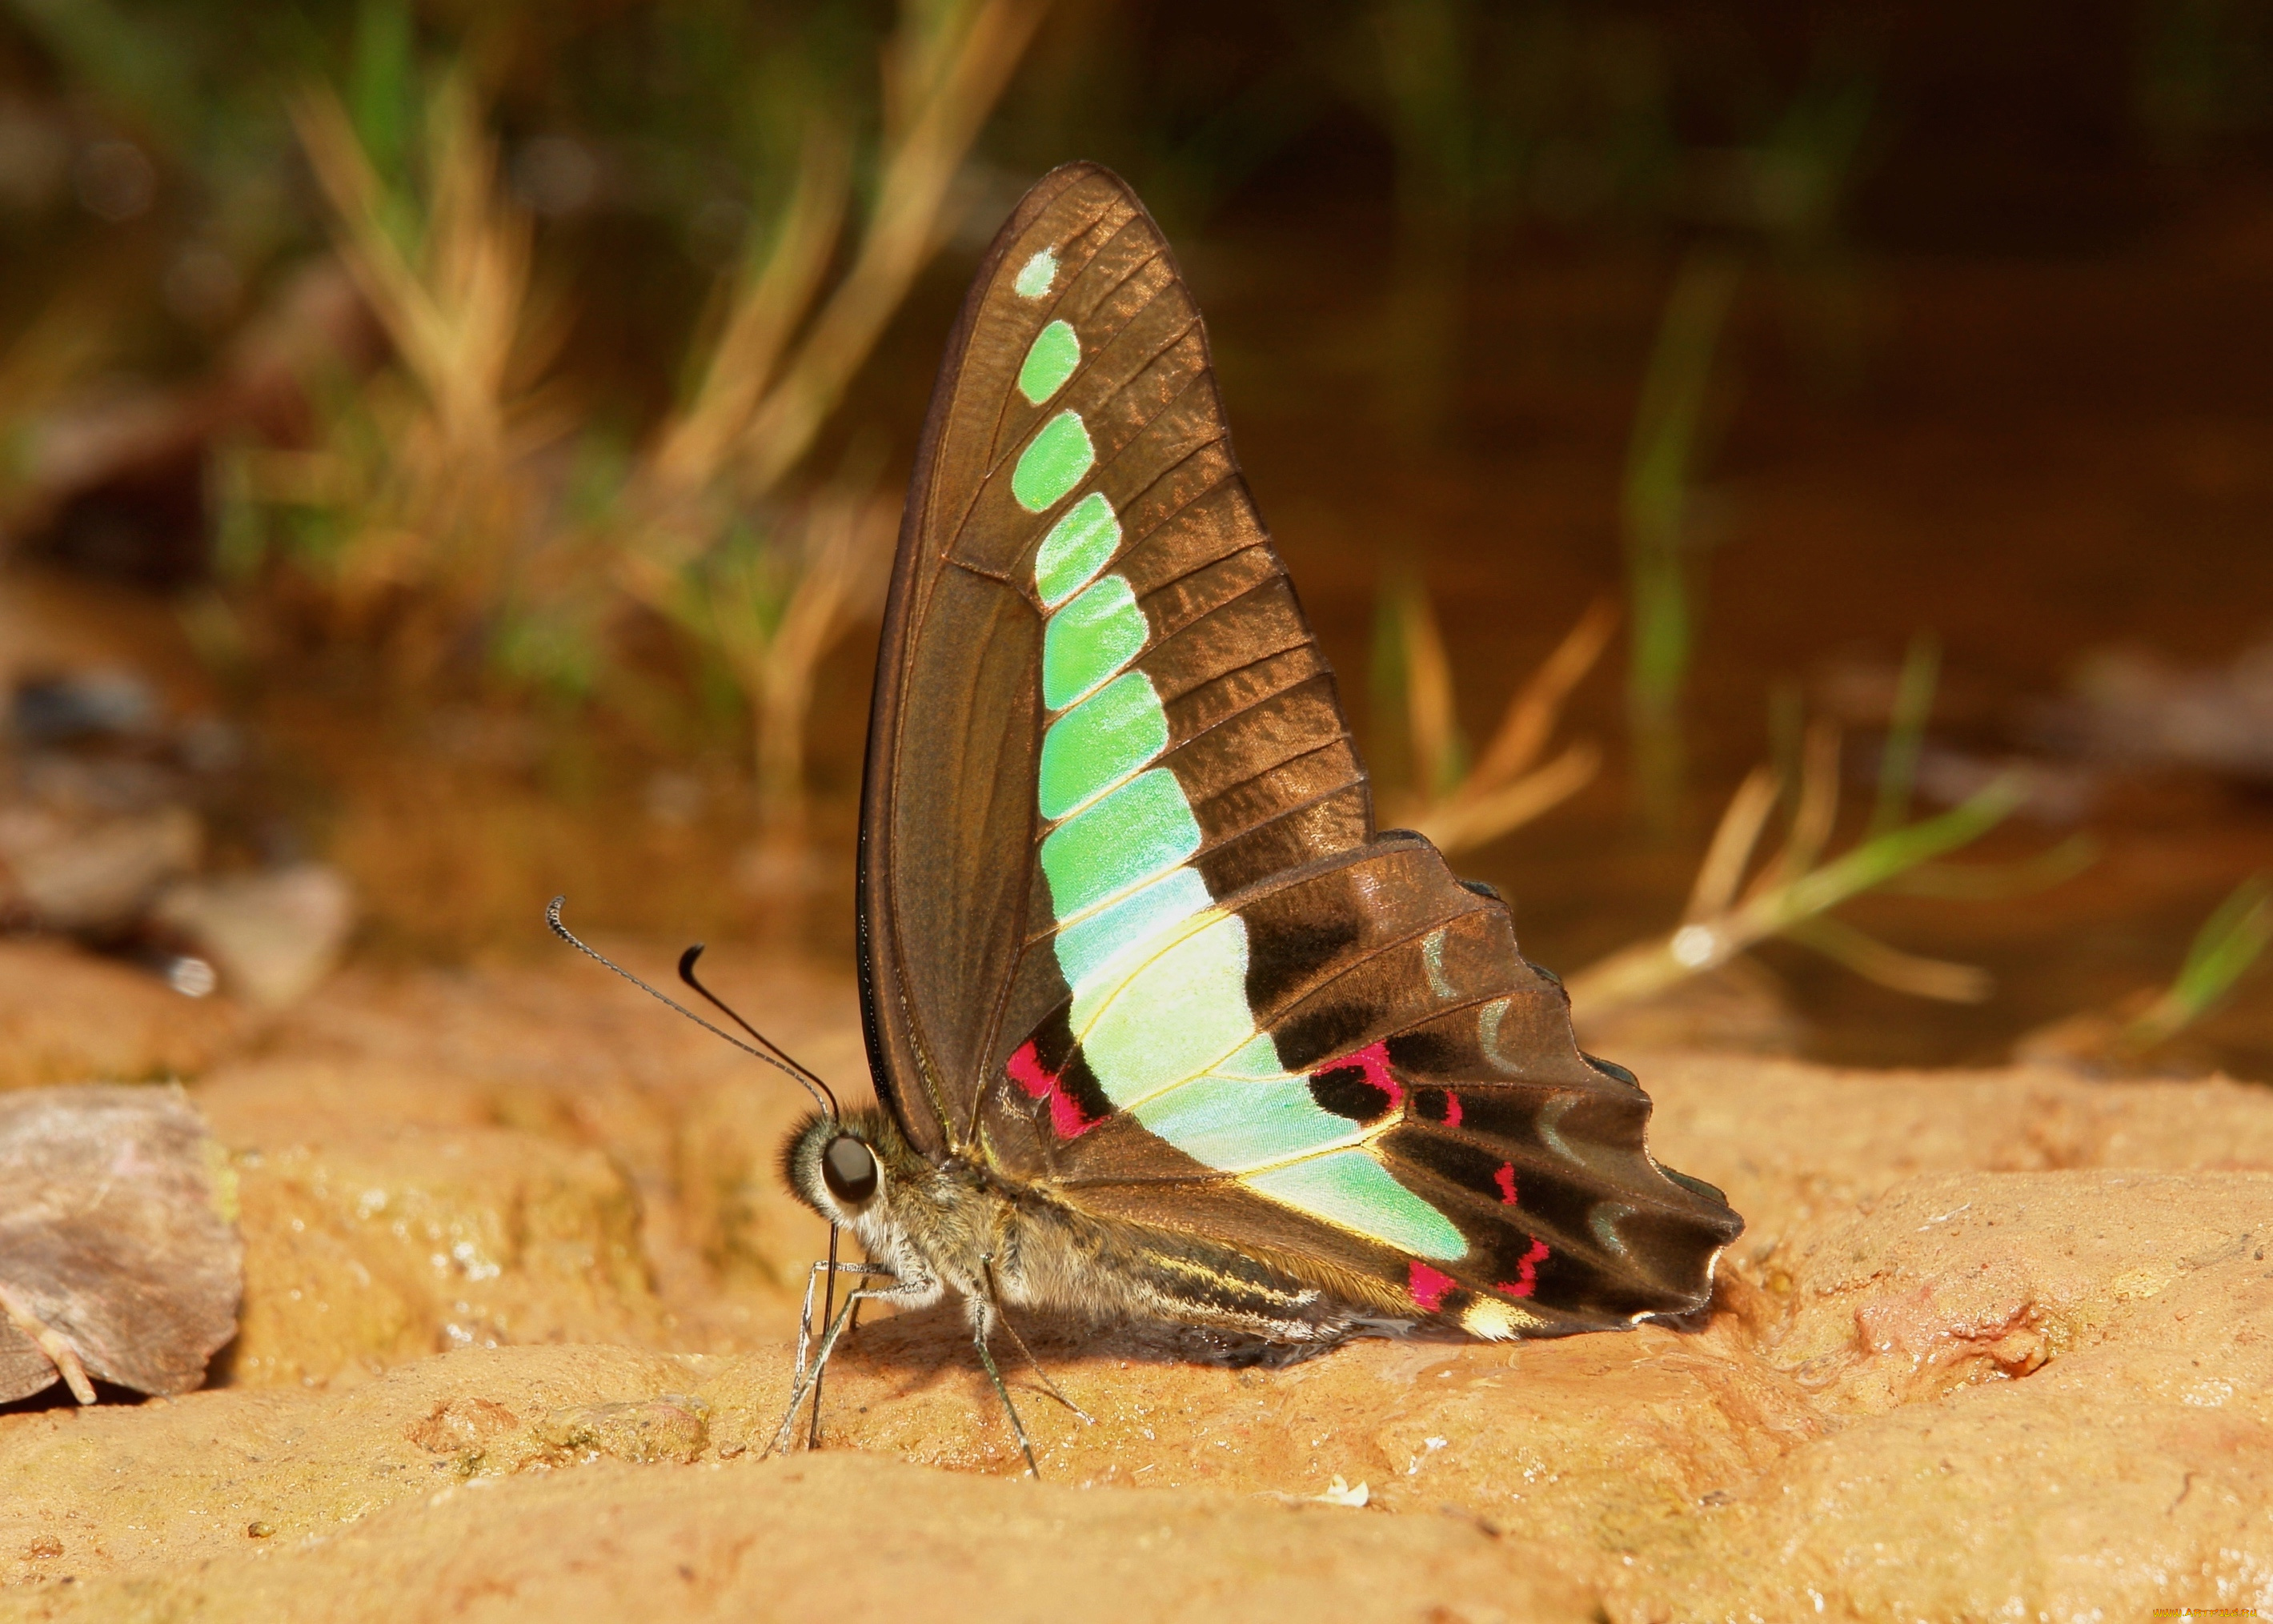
xmin=1622 ymin=245 xmax=1739 ymax=835
xmin=2120 ymin=875 xmax=2273 ymax=1055
xmin=2136 ymin=0 xmax=2273 ymax=160
xmin=0 ymin=0 xmax=1052 ymax=846
xmin=1569 ymin=720 xmax=2026 ymax=1017
xmin=0 ymin=0 xmax=2268 ymax=863
xmin=1370 ymin=571 xmax=1609 ymax=856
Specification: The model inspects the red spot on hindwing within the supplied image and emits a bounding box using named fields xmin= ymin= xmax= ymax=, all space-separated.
xmin=1497 ymin=1237 xmax=1551 ymax=1299
xmin=1408 ymin=1260 xmax=1458 ymax=1313
xmin=1442 ymin=1089 xmax=1462 ymax=1127
xmin=1493 ymin=1163 xmax=1517 ymax=1205
xmin=1008 ymin=1040 xmax=1096 ymax=1139
xmin=1310 ymin=1039 xmax=1404 ymax=1115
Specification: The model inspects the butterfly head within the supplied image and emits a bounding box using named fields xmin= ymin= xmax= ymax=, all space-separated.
xmin=781 ymin=1105 xmax=920 ymax=1232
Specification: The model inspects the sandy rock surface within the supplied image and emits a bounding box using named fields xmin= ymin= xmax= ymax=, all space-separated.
xmin=0 ymin=946 xmax=2268 ymax=1621
xmin=0 ymin=942 xmax=240 ymax=1089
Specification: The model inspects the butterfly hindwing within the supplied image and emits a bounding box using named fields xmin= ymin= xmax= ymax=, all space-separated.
xmin=863 ymin=162 xmax=1739 ymax=1335
xmin=988 ymin=836 xmax=1736 ymax=1333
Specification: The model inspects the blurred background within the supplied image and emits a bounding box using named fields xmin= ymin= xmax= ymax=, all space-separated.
xmin=0 ymin=0 xmax=2270 ymax=1077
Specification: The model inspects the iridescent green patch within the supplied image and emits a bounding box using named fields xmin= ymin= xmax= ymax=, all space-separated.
xmin=1042 ymin=574 xmax=1147 ymax=711
xmin=1076 ymin=912 xmax=1254 ymax=1105
xmin=1133 ymin=1073 xmax=1365 ymax=1170
xmin=1018 ymin=319 xmax=1080 ymax=406
xmin=1214 ymin=1032 xmax=1288 ymax=1079
xmin=1245 ymin=1152 xmax=1467 ymax=1259
xmin=1012 ymin=410 xmax=1095 ymax=512
xmin=1037 ymin=670 xmax=1168 ymax=820
xmin=1033 ymin=493 xmax=1120 ymax=607
xmin=1052 ymin=867 xmax=1210 ymax=994
xmin=1039 ymin=767 xmax=1200 ymax=923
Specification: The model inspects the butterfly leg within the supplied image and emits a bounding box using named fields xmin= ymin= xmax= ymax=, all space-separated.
xmin=993 ymin=1309 xmax=1095 ymax=1425
xmin=792 ymin=1257 xmax=899 ymax=1453
xmin=969 ymin=1324 xmax=1041 ymax=1480
xmin=767 ymin=1271 xmax=929 ymax=1459
xmin=970 ymin=1257 xmax=1072 ymax=1477
xmin=797 ymin=1258 xmax=876 ymax=1381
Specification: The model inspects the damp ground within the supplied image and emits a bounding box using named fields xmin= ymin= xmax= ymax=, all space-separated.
xmin=2 ymin=940 xmax=2270 ymax=1621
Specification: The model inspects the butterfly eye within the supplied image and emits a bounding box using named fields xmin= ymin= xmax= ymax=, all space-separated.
xmin=821 ymin=1134 xmax=879 ymax=1207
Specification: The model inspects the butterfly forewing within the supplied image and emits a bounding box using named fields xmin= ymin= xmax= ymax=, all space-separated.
xmin=862 ymin=162 xmax=1739 ymax=1336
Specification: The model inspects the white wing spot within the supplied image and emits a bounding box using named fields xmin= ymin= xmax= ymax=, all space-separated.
xmin=1477 ymin=996 xmax=1522 ymax=1074
xmin=1590 ymin=1200 xmax=1635 ymax=1258
xmin=1015 ymin=247 xmax=1058 ymax=299
xmin=1421 ymin=926 xmax=1455 ymax=999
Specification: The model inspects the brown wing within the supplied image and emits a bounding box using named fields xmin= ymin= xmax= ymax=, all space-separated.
xmin=860 ymin=162 xmax=1365 ymax=1157
xmin=862 ymin=163 xmax=1738 ymax=1333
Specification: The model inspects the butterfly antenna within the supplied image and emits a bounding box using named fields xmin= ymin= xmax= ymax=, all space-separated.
xmin=677 ymin=943 xmax=838 ymax=1108
xmin=546 ymin=896 xmax=839 ymax=1121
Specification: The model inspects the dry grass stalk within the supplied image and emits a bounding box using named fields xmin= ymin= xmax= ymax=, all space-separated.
xmin=655 ymin=488 xmax=897 ymax=848
xmin=741 ymin=492 xmax=896 ymax=837
xmin=611 ymin=0 xmax=1052 ymax=837
xmin=294 ymin=81 xmax=525 ymax=462
xmin=1782 ymin=913 xmax=1992 ymax=1003
xmin=1566 ymin=723 xmax=2018 ymax=1017
xmin=643 ymin=126 xmax=854 ymax=520
xmin=1400 ymin=584 xmax=1461 ymax=800
xmin=736 ymin=0 xmax=1053 ymax=496
xmin=283 ymin=76 xmax=567 ymax=664
xmin=626 ymin=0 xmax=1053 ymax=575
xmin=0 ymin=292 xmax=114 ymax=504
xmin=1392 ymin=595 xmax=1613 ymax=856
xmin=1681 ymin=763 xmax=1777 ymax=921
xmin=245 ymin=4 xmax=1051 ymax=857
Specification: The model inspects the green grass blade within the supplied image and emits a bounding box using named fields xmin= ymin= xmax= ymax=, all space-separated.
xmin=2122 ymin=875 xmax=2273 ymax=1053
xmin=1771 ymin=772 xmax=2027 ymax=928
xmin=1883 ymin=833 xmax=2100 ymax=900
xmin=1868 ymin=630 xmax=1939 ymax=837
xmin=1622 ymin=247 xmax=1740 ymax=831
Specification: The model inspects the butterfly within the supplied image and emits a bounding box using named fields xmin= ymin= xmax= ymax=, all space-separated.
xmin=558 ymin=162 xmax=1741 ymax=1474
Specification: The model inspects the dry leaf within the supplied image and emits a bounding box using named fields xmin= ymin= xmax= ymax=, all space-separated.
xmin=0 ymin=1085 xmax=242 ymax=1405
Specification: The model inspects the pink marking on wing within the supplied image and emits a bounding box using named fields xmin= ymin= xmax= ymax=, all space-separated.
xmin=1007 ymin=1041 xmax=1096 ymax=1138
xmin=1048 ymin=1088 xmax=1096 ymax=1140
xmin=1008 ymin=1041 xmax=1053 ymax=1097
xmin=1442 ymin=1089 xmax=1462 ymax=1128
xmin=1493 ymin=1162 xmax=1517 ymax=1205
xmin=1316 ymin=1039 xmax=1404 ymax=1113
xmin=1497 ymin=1237 xmax=1551 ymax=1299
xmin=1408 ymin=1260 xmax=1458 ymax=1313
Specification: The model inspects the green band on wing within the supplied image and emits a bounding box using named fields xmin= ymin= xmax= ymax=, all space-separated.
xmin=1132 ymin=1073 xmax=1366 ymax=1171
xmin=1038 ymin=670 xmax=1169 ymax=820
xmin=1052 ymin=866 xmax=1211 ymax=995
xmin=1244 ymin=1152 xmax=1468 ymax=1260
xmin=1042 ymin=574 xmax=1147 ymax=711
xmin=1012 ymin=410 xmax=1095 ymax=512
xmin=1034 ymin=492 xmax=1121 ymax=607
xmin=1013 ymin=451 xmax=1463 ymax=1261
xmin=1018 ymin=319 xmax=1080 ymax=405
xmin=1213 ymin=1032 xmax=1289 ymax=1079
xmin=1040 ymin=767 xmax=1201 ymax=923
xmin=1075 ymin=910 xmax=1253 ymax=1106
